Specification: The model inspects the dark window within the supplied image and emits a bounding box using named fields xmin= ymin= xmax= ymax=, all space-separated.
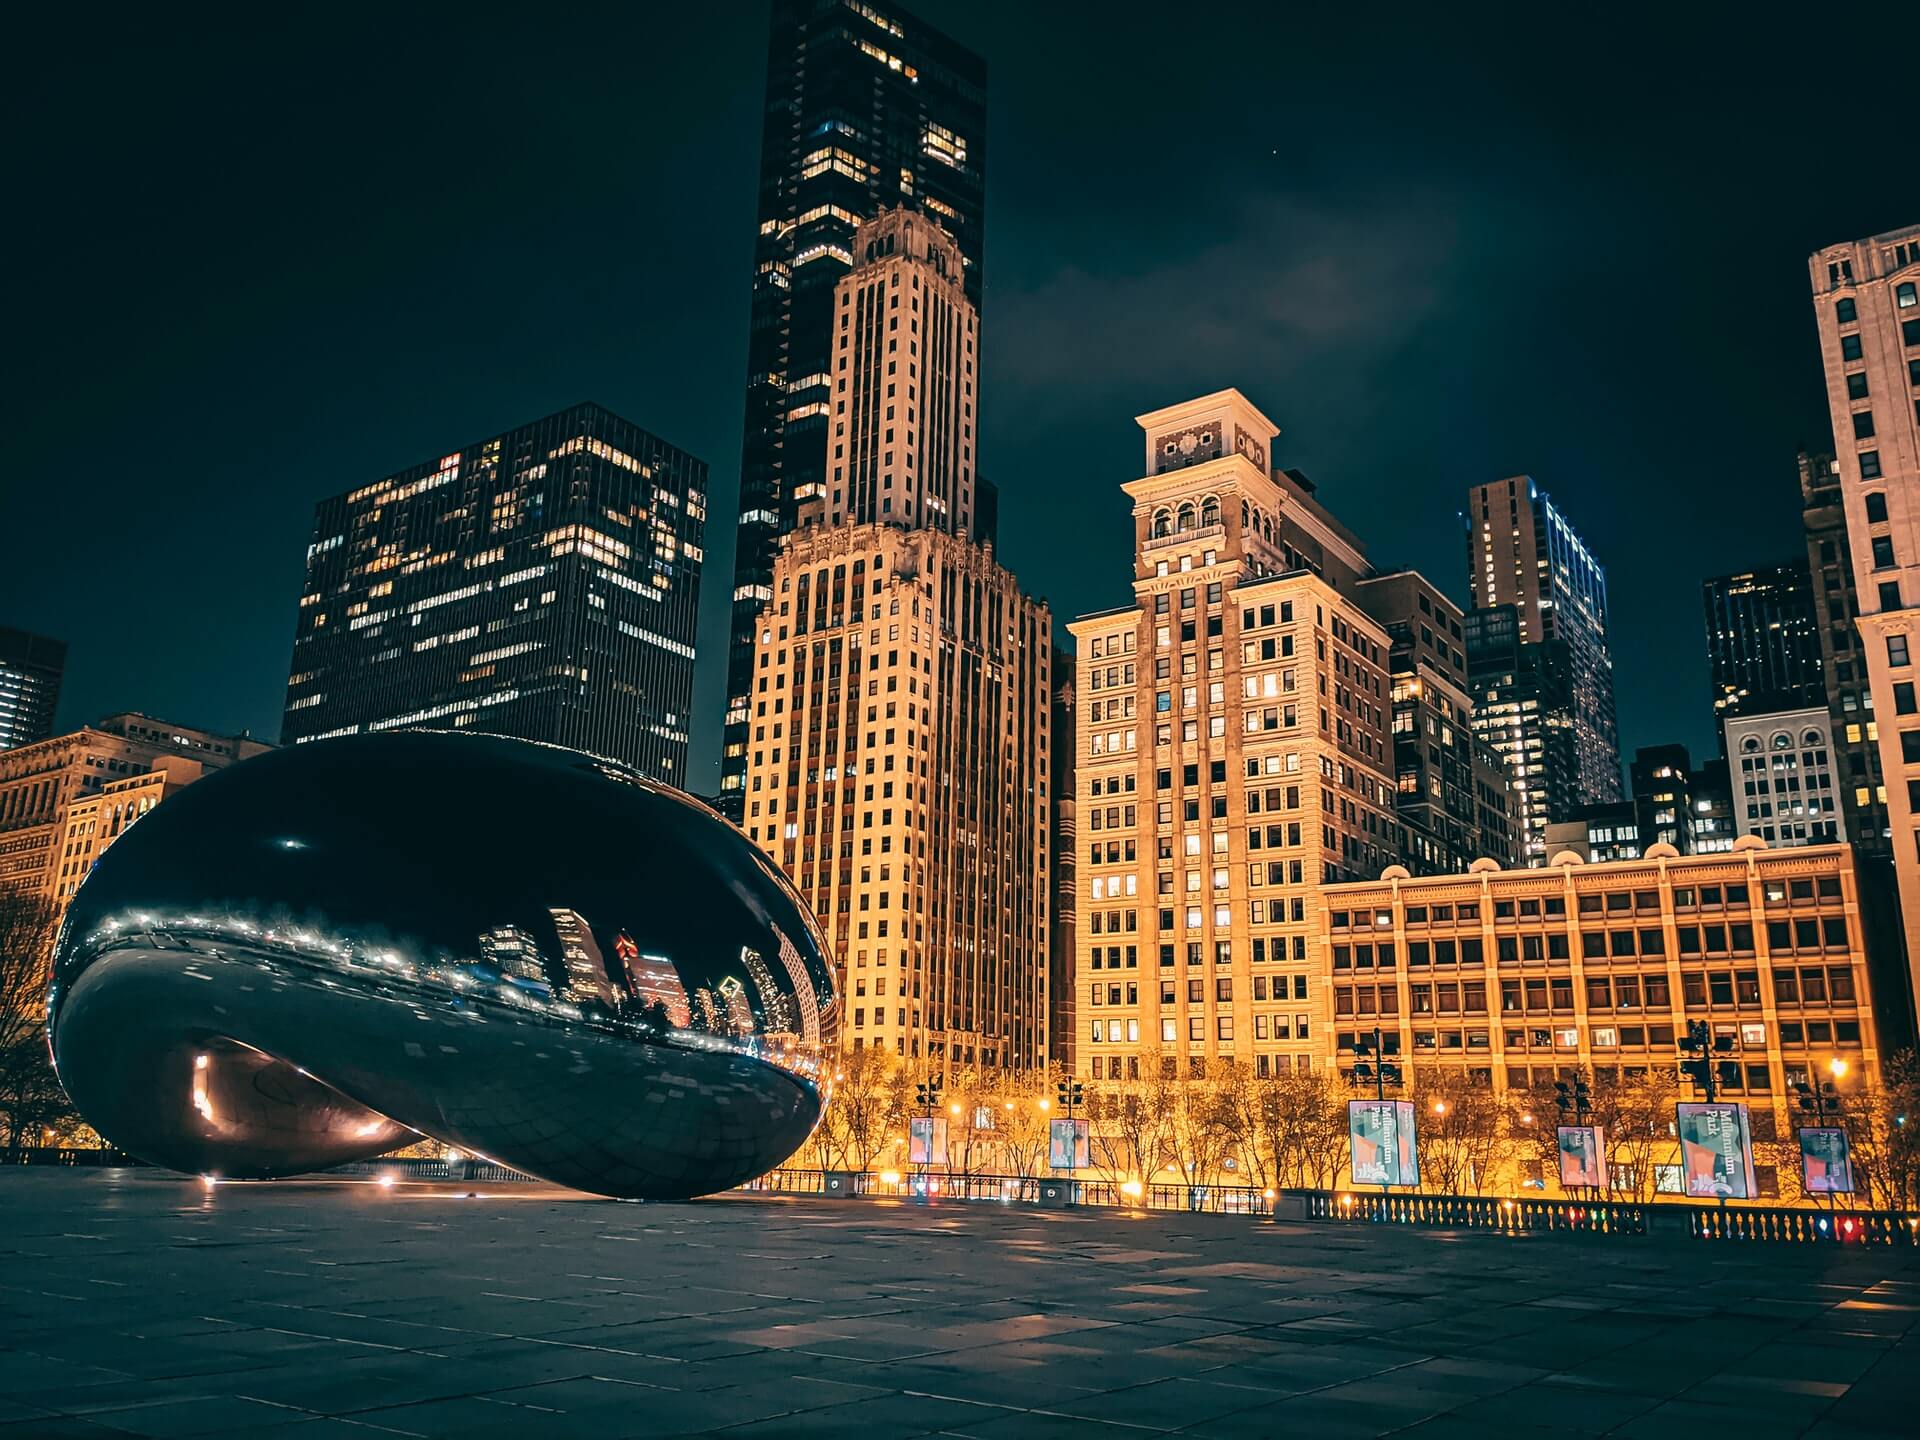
xmin=1873 ymin=535 xmax=1897 ymax=569
xmin=1903 ymin=316 xmax=1920 ymax=346
xmin=1861 ymin=450 xmax=1883 ymax=479
xmin=1847 ymin=372 xmax=1870 ymax=400
xmin=1898 ymin=682 xmax=1919 ymax=717
xmin=1854 ymin=411 xmax=1877 ymax=440
xmin=1842 ymin=334 xmax=1863 ymax=361
xmin=1880 ymin=581 xmax=1903 ymax=610
xmin=1867 ymin=492 xmax=1889 ymax=523
xmin=1837 ymin=298 xmax=1857 ymax=324
xmin=1890 ymin=634 xmax=1910 ymax=668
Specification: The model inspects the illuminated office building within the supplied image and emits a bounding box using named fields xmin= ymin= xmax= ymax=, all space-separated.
xmin=1466 ymin=477 xmax=1622 ymax=863
xmin=1353 ymin=570 xmax=1515 ymax=875
xmin=0 ymin=628 xmax=65 ymax=752
xmin=739 ymin=207 xmax=1050 ymax=1072
xmin=282 ymin=402 xmax=706 ymax=785
xmin=1724 ymin=708 xmax=1845 ymax=847
xmin=1068 ymin=390 xmax=1397 ymax=1082
xmin=1051 ymin=648 xmax=1078 ymax=1071
xmin=0 ymin=714 xmax=269 ymax=912
xmin=1702 ymin=562 xmax=1825 ymax=724
xmin=739 ymin=522 xmax=1051 ymax=1070
xmin=718 ymin=0 xmax=988 ymax=820
xmin=1323 ymin=843 xmax=1886 ymax=1142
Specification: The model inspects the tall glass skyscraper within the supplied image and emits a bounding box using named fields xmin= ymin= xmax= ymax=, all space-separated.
xmin=282 ymin=402 xmax=706 ymax=785
xmin=1701 ymin=561 xmax=1825 ymax=724
xmin=717 ymin=0 xmax=987 ymax=819
xmin=1466 ymin=476 xmax=1621 ymax=863
xmin=0 ymin=627 xmax=66 ymax=751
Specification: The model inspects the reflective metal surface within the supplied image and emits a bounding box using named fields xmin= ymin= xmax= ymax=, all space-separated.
xmin=48 ymin=732 xmax=837 ymax=1199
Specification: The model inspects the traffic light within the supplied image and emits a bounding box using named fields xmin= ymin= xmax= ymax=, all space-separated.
xmin=1678 ymin=1020 xmax=1715 ymax=1100
xmin=915 ymin=1074 xmax=945 ymax=1110
xmin=1377 ymin=1059 xmax=1401 ymax=1087
xmin=1055 ymin=1078 xmax=1084 ymax=1111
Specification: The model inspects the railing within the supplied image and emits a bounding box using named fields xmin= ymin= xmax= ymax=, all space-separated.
xmin=10 ymin=1152 xmax=1917 ymax=1243
xmin=2 ymin=1146 xmax=140 ymax=1168
xmin=328 ymin=1157 xmax=531 ymax=1184
xmin=1307 ymin=1189 xmax=1646 ymax=1235
xmin=1687 ymin=1205 xmax=1920 ymax=1246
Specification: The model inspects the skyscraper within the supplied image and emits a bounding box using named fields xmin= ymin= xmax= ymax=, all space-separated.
xmin=1808 ymin=222 xmax=1920 ymax=996
xmin=1353 ymin=570 xmax=1515 ymax=874
xmin=282 ymin=402 xmax=706 ymax=785
xmin=1800 ymin=450 xmax=1889 ymax=853
xmin=718 ymin=0 xmax=988 ymax=820
xmin=739 ymin=210 xmax=1050 ymax=1071
xmin=1068 ymin=390 xmax=1397 ymax=1084
xmin=1464 ymin=604 xmax=1574 ymax=865
xmin=0 ymin=627 xmax=66 ymax=752
xmin=1701 ymin=562 xmax=1825 ymax=724
xmin=1466 ymin=477 xmax=1622 ymax=862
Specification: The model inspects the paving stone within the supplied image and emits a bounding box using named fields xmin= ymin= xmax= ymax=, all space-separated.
xmin=1 ymin=1168 xmax=1915 ymax=1438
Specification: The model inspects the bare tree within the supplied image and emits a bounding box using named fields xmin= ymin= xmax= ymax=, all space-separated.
xmin=0 ymin=885 xmax=72 ymax=1152
xmin=1844 ymin=1049 xmax=1920 ymax=1211
xmin=1411 ymin=1068 xmax=1509 ymax=1195
xmin=992 ymin=1071 xmax=1050 ymax=1178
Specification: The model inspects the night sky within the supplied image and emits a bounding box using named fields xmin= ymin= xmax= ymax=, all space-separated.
xmin=5 ymin=4 xmax=1910 ymax=792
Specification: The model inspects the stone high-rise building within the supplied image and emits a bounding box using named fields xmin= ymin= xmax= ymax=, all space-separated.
xmin=1808 ymin=222 xmax=1920 ymax=1006
xmin=1800 ymin=451 xmax=1890 ymax=853
xmin=803 ymin=208 xmax=978 ymax=535
xmin=0 ymin=714 xmax=270 ymax=912
xmin=1466 ymin=477 xmax=1622 ymax=863
xmin=737 ymin=525 xmax=1050 ymax=1069
xmin=718 ymin=1 xmax=988 ymax=820
xmin=738 ymin=211 xmax=1051 ymax=1072
xmin=1068 ymin=390 xmax=1397 ymax=1082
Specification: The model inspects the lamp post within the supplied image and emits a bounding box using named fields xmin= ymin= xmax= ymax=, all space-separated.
xmin=1554 ymin=1074 xmax=1595 ymax=1200
xmin=1794 ymin=1057 xmax=1848 ymax=1212
xmin=1352 ymin=1026 xmax=1402 ymax=1196
xmin=1054 ymin=1075 xmax=1085 ymax=1195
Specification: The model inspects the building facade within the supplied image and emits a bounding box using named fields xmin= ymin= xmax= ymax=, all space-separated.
xmin=1464 ymin=604 xmax=1575 ymax=865
xmin=718 ymin=0 xmax=988 ymax=820
xmin=1808 ymin=223 xmax=1920 ymax=1002
xmin=1466 ymin=476 xmax=1622 ymax=816
xmin=1068 ymin=390 xmax=1397 ymax=1082
xmin=0 ymin=627 xmax=66 ymax=752
xmin=1800 ymin=450 xmax=1890 ymax=854
xmin=0 ymin=714 xmax=269 ymax=910
xmin=1724 ymin=707 xmax=1845 ymax=847
xmin=1050 ymin=647 xmax=1078 ymax=1072
xmin=1355 ymin=570 xmax=1515 ymax=875
xmin=282 ymin=402 xmax=706 ymax=785
xmin=1702 ymin=562 xmax=1825 ymax=725
xmin=737 ymin=523 xmax=1051 ymax=1069
xmin=1323 ymin=843 xmax=1884 ymax=1129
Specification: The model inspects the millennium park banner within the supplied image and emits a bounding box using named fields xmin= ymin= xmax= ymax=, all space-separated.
xmin=1676 ymin=1102 xmax=1758 ymax=1200
xmin=1348 ymin=1100 xmax=1420 ymax=1188
xmin=1799 ymin=1126 xmax=1855 ymax=1195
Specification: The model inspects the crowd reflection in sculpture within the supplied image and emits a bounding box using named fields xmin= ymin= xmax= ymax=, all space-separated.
xmin=47 ymin=733 xmax=837 ymax=1199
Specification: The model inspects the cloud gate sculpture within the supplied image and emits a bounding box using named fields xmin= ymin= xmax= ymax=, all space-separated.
xmin=47 ymin=733 xmax=837 ymax=1199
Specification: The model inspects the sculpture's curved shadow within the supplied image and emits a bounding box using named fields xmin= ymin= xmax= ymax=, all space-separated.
xmin=48 ymin=733 xmax=836 ymax=1199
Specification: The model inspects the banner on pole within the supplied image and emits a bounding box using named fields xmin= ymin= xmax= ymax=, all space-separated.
xmin=1348 ymin=1099 xmax=1419 ymax=1188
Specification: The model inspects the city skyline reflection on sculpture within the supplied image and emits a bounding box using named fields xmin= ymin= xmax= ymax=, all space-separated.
xmin=46 ymin=733 xmax=837 ymax=1199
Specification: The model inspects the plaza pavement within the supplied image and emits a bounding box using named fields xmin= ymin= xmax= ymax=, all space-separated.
xmin=0 ymin=1168 xmax=1914 ymax=1437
